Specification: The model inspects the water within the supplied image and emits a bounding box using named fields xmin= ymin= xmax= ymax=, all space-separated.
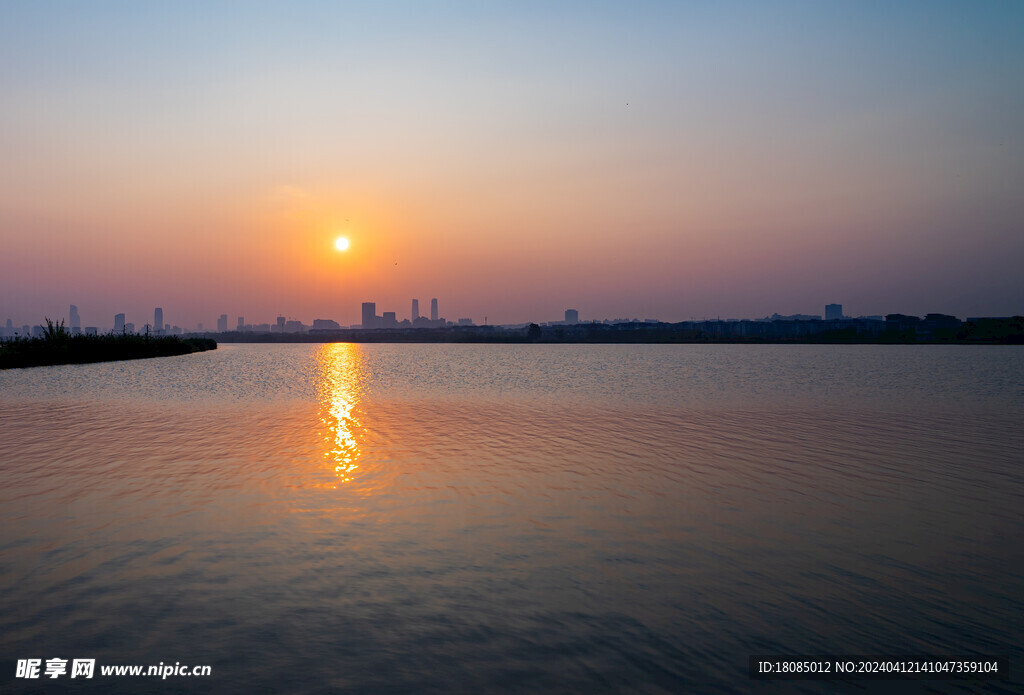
xmin=1 ymin=344 xmax=1021 ymax=693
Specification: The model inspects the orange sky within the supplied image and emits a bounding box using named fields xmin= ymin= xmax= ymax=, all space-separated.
xmin=2 ymin=3 xmax=1022 ymax=329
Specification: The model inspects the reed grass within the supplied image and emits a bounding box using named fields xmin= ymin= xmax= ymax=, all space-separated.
xmin=0 ymin=320 xmax=216 ymax=369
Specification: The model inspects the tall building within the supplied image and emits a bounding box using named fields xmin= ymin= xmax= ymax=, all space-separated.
xmin=237 ymin=316 xmax=244 ymax=330
xmin=411 ymin=299 xmax=419 ymax=322
xmin=114 ymin=313 xmax=125 ymax=333
xmin=825 ymin=304 xmax=843 ymax=321
xmin=69 ymin=305 xmax=81 ymax=330
xmin=276 ymin=316 xmax=286 ymax=332
xmin=565 ymin=309 xmax=579 ymax=324
xmin=154 ymin=308 xmax=163 ymax=335
xmin=382 ymin=311 xmax=397 ymax=327
xmin=430 ymin=298 xmax=438 ymax=322
xmin=362 ymin=302 xmax=377 ymax=329
xmin=217 ymin=314 xmax=228 ymax=332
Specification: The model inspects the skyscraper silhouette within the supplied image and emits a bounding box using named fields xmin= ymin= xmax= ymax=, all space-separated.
xmin=114 ymin=313 xmax=125 ymax=333
xmin=412 ymin=299 xmax=419 ymax=322
xmin=430 ymin=298 xmax=438 ymax=322
xmin=825 ymin=304 xmax=843 ymax=321
xmin=154 ymin=308 xmax=163 ymax=336
xmin=69 ymin=305 xmax=81 ymax=330
xmin=362 ymin=303 xmax=377 ymax=330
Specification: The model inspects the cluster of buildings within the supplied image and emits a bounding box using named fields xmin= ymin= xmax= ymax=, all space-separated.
xmin=230 ymin=316 xmax=306 ymax=334
xmin=229 ymin=298 xmax=466 ymax=334
xmin=129 ymin=307 xmax=187 ymax=336
xmin=0 ymin=306 xmax=184 ymax=339
xmin=356 ymin=298 xmax=463 ymax=330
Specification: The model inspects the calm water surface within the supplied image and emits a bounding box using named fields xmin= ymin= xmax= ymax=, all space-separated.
xmin=1 ymin=344 xmax=1022 ymax=693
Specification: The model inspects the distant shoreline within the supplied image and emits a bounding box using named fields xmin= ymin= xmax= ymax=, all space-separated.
xmin=0 ymin=335 xmax=217 ymax=370
xmin=194 ymin=317 xmax=1024 ymax=345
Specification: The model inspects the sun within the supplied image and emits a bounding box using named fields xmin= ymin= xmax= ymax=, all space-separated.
xmin=334 ymin=236 xmax=350 ymax=252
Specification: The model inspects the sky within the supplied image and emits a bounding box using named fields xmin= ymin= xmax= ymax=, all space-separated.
xmin=2 ymin=1 xmax=1022 ymax=329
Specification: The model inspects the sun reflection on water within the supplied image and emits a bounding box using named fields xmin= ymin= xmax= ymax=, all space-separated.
xmin=316 ymin=343 xmax=366 ymax=485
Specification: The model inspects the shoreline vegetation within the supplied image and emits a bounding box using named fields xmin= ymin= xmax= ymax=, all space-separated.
xmin=0 ymin=319 xmax=217 ymax=370
xmin=204 ymin=316 xmax=1024 ymax=345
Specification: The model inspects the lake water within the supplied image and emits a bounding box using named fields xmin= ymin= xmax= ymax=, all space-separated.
xmin=1 ymin=344 xmax=1021 ymax=693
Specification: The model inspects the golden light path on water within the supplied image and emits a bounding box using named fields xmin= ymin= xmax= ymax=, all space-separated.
xmin=315 ymin=343 xmax=366 ymax=485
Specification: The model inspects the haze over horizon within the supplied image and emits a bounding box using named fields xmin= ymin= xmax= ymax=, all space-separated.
xmin=3 ymin=2 xmax=1022 ymax=329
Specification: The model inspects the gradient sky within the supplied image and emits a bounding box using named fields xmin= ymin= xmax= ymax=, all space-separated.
xmin=2 ymin=1 xmax=1022 ymax=329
